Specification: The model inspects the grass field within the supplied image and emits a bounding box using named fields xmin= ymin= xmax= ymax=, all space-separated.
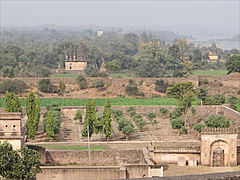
xmin=193 ymin=70 xmax=228 ymax=76
xmin=50 ymin=74 xmax=79 ymax=78
xmin=40 ymin=144 xmax=105 ymax=151
xmin=0 ymin=97 xmax=180 ymax=107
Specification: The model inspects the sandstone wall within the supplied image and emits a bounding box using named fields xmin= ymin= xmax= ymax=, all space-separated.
xmin=152 ymin=152 xmax=200 ymax=164
xmin=46 ymin=149 xmax=145 ymax=166
xmin=37 ymin=166 xmax=122 ymax=180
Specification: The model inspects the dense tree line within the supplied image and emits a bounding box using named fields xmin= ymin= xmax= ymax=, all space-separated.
xmin=0 ymin=29 xmax=239 ymax=78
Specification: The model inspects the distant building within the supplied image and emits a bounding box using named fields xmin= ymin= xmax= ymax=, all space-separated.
xmin=65 ymin=43 xmax=87 ymax=71
xmin=208 ymin=42 xmax=218 ymax=62
xmin=0 ymin=112 xmax=24 ymax=150
xmin=97 ymin=30 xmax=104 ymax=37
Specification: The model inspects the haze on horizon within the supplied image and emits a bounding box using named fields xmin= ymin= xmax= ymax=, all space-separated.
xmin=0 ymin=0 xmax=239 ymax=35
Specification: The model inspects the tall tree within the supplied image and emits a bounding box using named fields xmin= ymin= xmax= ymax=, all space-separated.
xmin=45 ymin=111 xmax=55 ymax=139
xmin=225 ymin=54 xmax=240 ymax=74
xmin=102 ymin=98 xmax=112 ymax=141
xmin=167 ymin=81 xmax=199 ymax=128
xmin=4 ymin=91 xmax=22 ymax=112
xmin=26 ymin=92 xmax=38 ymax=139
xmin=82 ymin=99 xmax=96 ymax=138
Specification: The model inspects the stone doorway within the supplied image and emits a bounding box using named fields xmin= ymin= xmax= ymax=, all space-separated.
xmin=212 ymin=147 xmax=224 ymax=167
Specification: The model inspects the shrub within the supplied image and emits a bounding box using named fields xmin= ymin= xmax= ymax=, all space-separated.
xmin=0 ymin=80 xmax=27 ymax=94
xmin=171 ymin=117 xmax=185 ymax=129
xmin=38 ymin=79 xmax=57 ymax=93
xmin=191 ymin=107 xmax=197 ymax=115
xmin=204 ymin=115 xmax=230 ymax=128
xmin=169 ymin=107 xmax=183 ymax=120
xmin=199 ymin=79 xmax=209 ymax=86
xmin=159 ymin=108 xmax=169 ymax=116
xmin=74 ymin=110 xmax=83 ymax=123
xmin=84 ymin=66 xmax=108 ymax=77
xmin=228 ymin=95 xmax=238 ymax=110
xmin=193 ymin=123 xmax=205 ymax=133
xmin=204 ymin=94 xmax=225 ymax=105
xmin=76 ymin=75 xmax=87 ymax=89
xmin=126 ymin=107 xmax=136 ymax=117
xmin=112 ymin=109 xmax=123 ymax=122
xmin=155 ymin=79 xmax=169 ymax=93
xmin=43 ymin=110 xmax=62 ymax=134
xmin=117 ymin=117 xmax=134 ymax=140
xmin=125 ymin=85 xmax=138 ymax=96
xmin=133 ymin=114 xmax=146 ymax=132
xmin=137 ymin=91 xmax=145 ymax=97
xmin=95 ymin=80 xmax=104 ymax=89
xmin=147 ymin=112 xmax=156 ymax=124
xmin=58 ymin=81 xmax=66 ymax=95
xmin=237 ymin=89 xmax=240 ymax=95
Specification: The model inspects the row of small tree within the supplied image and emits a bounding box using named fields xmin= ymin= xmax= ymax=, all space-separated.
xmin=82 ymin=98 xmax=112 ymax=141
xmin=43 ymin=103 xmax=62 ymax=139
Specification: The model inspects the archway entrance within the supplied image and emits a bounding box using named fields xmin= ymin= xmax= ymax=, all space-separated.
xmin=212 ymin=147 xmax=224 ymax=166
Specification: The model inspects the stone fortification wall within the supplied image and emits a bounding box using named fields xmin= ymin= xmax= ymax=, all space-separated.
xmin=46 ymin=149 xmax=145 ymax=166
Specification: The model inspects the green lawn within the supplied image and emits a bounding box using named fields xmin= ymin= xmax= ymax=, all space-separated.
xmin=0 ymin=97 xmax=181 ymax=107
xmin=110 ymin=73 xmax=126 ymax=78
xmin=40 ymin=144 xmax=105 ymax=151
xmin=50 ymin=74 xmax=79 ymax=78
xmin=193 ymin=70 xmax=228 ymax=76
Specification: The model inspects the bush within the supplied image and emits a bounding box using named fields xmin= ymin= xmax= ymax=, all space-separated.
xmin=147 ymin=112 xmax=156 ymax=124
xmin=117 ymin=117 xmax=134 ymax=140
xmin=84 ymin=66 xmax=108 ymax=77
xmin=133 ymin=114 xmax=146 ymax=132
xmin=193 ymin=123 xmax=205 ymax=133
xmin=204 ymin=94 xmax=225 ymax=105
xmin=199 ymin=79 xmax=209 ymax=86
xmin=112 ymin=109 xmax=123 ymax=122
xmin=0 ymin=80 xmax=27 ymax=94
xmin=126 ymin=107 xmax=136 ymax=117
xmin=125 ymin=85 xmax=138 ymax=96
xmin=43 ymin=110 xmax=62 ymax=134
xmin=171 ymin=117 xmax=185 ymax=129
xmin=74 ymin=110 xmax=83 ymax=123
xmin=155 ymin=79 xmax=169 ymax=93
xmin=169 ymin=107 xmax=183 ymax=120
xmin=204 ymin=115 xmax=230 ymax=128
xmin=159 ymin=108 xmax=169 ymax=116
xmin=95 ymin=80 xmax=104 ymax=89
xmin=228 ymin=95 xmax=238 ymax=110
xmin=38 ymin=79 xmax=57 ymax=93
xmin=76 ymin=75 xmax=87 ymax=89
xmin=237 ymin=89 xmax=240 ymax=95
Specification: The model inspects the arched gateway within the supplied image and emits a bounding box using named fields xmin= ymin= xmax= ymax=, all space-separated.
xmin=201 ymin=128 xmax=238 ymax=166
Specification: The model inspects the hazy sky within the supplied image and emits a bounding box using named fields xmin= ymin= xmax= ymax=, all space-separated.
xmin=1 ymin=0 xmax=239 ymax=34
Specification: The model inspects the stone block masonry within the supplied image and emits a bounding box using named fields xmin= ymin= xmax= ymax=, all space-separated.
xmin=46 ymin=149 xmax=145 ymax=166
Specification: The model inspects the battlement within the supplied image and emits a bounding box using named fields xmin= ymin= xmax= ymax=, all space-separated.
xmin=153 ymin=146 xmax=200 ymax=153
xmin=0 ymin=112 xmax=21 ymax=120
xmin=201 ymin=128 xmax=238 ymax=135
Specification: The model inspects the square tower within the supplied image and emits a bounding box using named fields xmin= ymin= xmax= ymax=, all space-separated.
xmin=0 ymin=112 xmax=24 ymax=150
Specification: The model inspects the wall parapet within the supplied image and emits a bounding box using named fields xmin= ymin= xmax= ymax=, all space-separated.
xmin=201 ymin=128 xmax=238 ymax=135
